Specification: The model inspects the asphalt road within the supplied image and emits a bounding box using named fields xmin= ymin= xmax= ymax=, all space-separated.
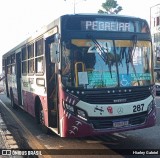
xmin=0 ymin=94 xmax=160 ymax=158
xmin=105 ymin=96 xmax=160 ymax=158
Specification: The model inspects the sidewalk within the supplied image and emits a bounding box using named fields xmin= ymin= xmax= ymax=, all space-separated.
xmin=0 ymin=112 xmax=8 ymax=149
xmin=0 ymin=90 xmax=22 ymax=158
xmin=0 ymin=81 xmax=8 ymax=150
xmin=0 ymin=111 xmax=20 ymax=157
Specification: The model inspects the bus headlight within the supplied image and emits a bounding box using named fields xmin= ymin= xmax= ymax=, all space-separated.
xmin=147 ymin=100 xmax=155 ymax=114
xmin=63 ymin=101 xmax=75 ymax=113
xmin=65 ymin=104 xmax=74 ymax=113
xmin=77 ymin=109 xmax=87 ymax=121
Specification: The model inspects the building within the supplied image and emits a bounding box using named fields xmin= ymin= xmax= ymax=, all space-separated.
xmin=150 ymin=4 xmax=160 ymax=67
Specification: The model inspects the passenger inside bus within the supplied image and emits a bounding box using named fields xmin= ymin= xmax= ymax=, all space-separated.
xmin=62 ymin=42 xmax=99 ymax=87
xmin=62 ymin=47 xmax=71 ymax=75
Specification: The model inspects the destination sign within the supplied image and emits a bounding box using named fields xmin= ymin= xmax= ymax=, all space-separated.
xmin=64 ymin=15 xmax=149 ymax=33
xmin=82 ymin=20 xmax=132 ymax=32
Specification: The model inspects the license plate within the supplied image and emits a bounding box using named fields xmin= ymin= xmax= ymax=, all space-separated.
xmin=113 ymin=120 xmax=129 ymax=128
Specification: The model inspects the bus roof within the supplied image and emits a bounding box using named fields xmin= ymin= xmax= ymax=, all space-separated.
xmin=3 ymin=13 xmax=148 ymax=58
xmin=61 ymin=13 xmax=147 ymax=22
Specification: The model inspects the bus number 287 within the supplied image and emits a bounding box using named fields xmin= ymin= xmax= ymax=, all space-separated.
xmin=133 ymin=104 xmax=144 ymax=112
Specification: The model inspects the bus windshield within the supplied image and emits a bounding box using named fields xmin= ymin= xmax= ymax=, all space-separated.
xmin=62 ymin=39 xmax=153 ymax=89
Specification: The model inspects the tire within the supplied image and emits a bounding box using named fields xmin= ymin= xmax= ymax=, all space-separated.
xmin=10 ymin=92 xmax=17 ymax=109
xmin=37 ymin=101 xmax=49 ymax=134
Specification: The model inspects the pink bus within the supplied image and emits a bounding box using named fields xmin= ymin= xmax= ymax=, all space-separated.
xmin=2 ymin=14 xmax=156 ymax=137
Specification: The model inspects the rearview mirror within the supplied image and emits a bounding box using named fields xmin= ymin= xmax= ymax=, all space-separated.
xmin=50 ymin=33 xmax=61 ymax=63
xmin=50 ymin=43 xmax=57 ymax=63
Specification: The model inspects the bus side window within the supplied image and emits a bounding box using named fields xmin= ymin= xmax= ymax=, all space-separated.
xmin=7 ymin=66 xmax=11 ymax=75
xmin=12 ymin=65 xmax=15 ymax=75
xmin=36 ymin=57 xmax=44 ymax=73
xmin=28 ymin=59 xmax=34 ymax=74
xmin=22 ymin=61 xmax=27 ymax=74
xmin=22 ymin=46 xmax=28 ymax=75
xmin=35 ymin=39 xmax=44 ymax=74
xmin=28 ymin=44 xmax=34 ymax=74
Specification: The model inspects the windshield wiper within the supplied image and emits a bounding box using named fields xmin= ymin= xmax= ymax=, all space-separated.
xmin=87 ymin=35 xmax=107 ymax=62
xmin=87 ymin=35 xmax=113 ymax=78
xmin=129 ymin=35 xmax=140 ymax=86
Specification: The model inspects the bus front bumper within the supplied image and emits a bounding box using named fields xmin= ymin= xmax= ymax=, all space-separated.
xmin=61 ymin=107 xmax=156 ymax=137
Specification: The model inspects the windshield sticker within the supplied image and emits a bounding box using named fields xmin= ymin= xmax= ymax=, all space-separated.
xmin=133 ymin=47 xmax=142 ymax=65
xmin=119 ymin=74 xmax=131 ymax=87
xmin=131 ymin=73 xmax=151 ymax=81
xmin=119 ymin=73 xmax=151 ymax=87
xmin=78 ymin=72 xmax=88 ymax=85
xmin=87 ymin=71 xmax=117 ymax=87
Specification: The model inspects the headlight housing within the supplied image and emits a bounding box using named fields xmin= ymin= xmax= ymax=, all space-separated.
xmin=147 ymin=100 xmax=155 ymax=114
xmin=63 ymin=100 xmax=88 ymax=121
xmin=65 ymin=103 xmax=74 ymax=113
xmin=63 ymin=101 xmax=75 ymax=113
xmin=77 ymin=109 xmax=87 ymax=121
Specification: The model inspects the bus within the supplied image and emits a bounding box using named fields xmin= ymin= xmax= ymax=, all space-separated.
xmin=2 ymin=14 xmax=156 ymax=137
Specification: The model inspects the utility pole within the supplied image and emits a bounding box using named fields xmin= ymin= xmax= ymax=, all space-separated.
xmin=150 ymin=4 xmax=160 ymax=67
xmin=64 ymin=0 xmax=86 ymax=14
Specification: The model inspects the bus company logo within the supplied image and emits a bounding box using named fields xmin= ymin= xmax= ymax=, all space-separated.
xmin=117 ymin=107 xmax=123 ymax=114
xmin=107 ymin=106 xmax=113 ymax=114
xmin=113 ymin=99 xmax=127 ymax=103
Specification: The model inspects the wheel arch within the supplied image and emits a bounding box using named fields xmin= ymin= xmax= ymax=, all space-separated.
xmin=34 ymin=95 xmax=41 ymax=124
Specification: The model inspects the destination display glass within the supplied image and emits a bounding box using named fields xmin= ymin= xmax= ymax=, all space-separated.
xmin=64 ymin=16 xmax=150 ymax=33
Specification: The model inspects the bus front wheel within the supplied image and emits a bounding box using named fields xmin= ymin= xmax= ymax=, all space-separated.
xmin=37 ymin=101 xmax=49 ymax=134
xmin=10 ymin=91 xmax=17 ymax=109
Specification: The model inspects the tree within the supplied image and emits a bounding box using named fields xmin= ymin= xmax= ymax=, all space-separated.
xmin=98 ymin=0 xmax=123 ymax=14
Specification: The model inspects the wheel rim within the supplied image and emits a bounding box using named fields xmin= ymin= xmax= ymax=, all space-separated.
xmin=39 ymin=107 xmax=44 ymax=125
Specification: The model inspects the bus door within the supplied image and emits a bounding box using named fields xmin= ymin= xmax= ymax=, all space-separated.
xmin=16 ymin=52 xmax=22 ymax=105
xmin=45 ymin=36 xmax=58 ymax=128
xmin=4 ymin=59 xmax=9 ymax=97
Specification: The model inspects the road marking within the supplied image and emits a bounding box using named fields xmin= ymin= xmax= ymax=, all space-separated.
xmin=102 ymin=142 xmax=119 ymax=145
xmin=89 ymin=135 xmax=120 ymax=145
xmin=86 ymin=139 xmax=118 ymax=145
xmin=112 ymin=133 xmax=127 ymax=139
xmin=86 ymin=140 xmax=103 ymax=144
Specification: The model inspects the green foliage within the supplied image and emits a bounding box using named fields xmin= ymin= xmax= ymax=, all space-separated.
xmin=98 ymin=0 xmax=123 ymax=14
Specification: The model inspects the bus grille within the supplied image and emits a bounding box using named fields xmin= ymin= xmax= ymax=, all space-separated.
xmin=81 ymin=87 xmax=151 ymax=104
xmin=89 ymin=112 xmax=147 ymax=129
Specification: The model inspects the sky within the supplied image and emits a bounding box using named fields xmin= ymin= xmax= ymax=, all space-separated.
xmin=0 ymin=0 xmax=160 ymax=72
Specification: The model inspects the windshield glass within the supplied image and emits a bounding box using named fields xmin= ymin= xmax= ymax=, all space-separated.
xmin=61 ymin=39 xmax=153 ymax=89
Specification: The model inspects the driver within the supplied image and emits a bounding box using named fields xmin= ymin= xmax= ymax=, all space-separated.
xmin=62 ymin=46 xmax=71 ymax=75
